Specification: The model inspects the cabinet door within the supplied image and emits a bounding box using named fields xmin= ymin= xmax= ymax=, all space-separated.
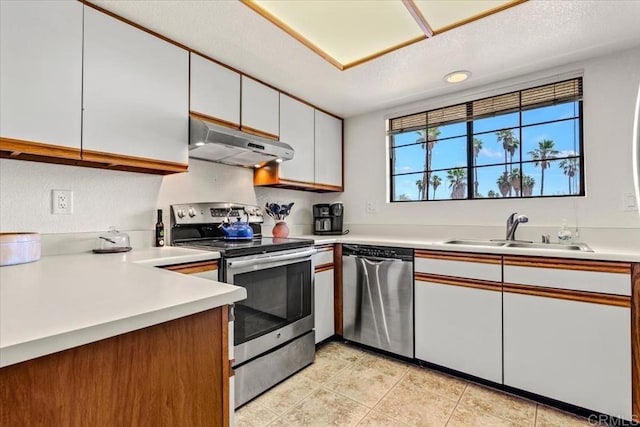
xmin=314 ymin=110 xmax=343 ymax=188
xmin=504 ymin=292 xmax=631 ymax=420
xmin=241 ymin=76 xmax=279 ymax=139
xmin=314 ymin=268 xmax=335 ymax=344
xmin=415 ymin=279 xmax=502 ymax=383
xmin=278 ymin=94 xmax=315 ymax=183
xmin=190 ymin=53 xmax=240 ymax=127
xmin=0 ymin=1 xmax=82 ymax=152
xmin=82 ymin=7 xmax=189 ymax=164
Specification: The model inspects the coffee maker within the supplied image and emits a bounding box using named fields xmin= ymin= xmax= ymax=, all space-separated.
xmin=313 ymin=202 xmax=344 ymax=235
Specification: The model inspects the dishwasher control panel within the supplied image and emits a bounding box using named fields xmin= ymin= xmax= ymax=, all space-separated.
xmin=342 ymin=244 xmax=413 ymax=261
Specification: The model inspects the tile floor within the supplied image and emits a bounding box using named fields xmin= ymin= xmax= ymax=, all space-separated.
xmin=235 ymin=341 xmax=594 ymax=427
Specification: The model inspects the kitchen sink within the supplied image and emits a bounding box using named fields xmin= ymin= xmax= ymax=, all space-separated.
xmin=505 ymin=241 xmax=593 ymax=252
xmin=442 ymin=239 xmax=593 ymax=252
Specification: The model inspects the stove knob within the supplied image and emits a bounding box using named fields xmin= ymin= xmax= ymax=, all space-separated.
xmin=176 ymin=209 xmax=185 ymax=218
xmin=188 ymin=208 xmax=196 ymax=218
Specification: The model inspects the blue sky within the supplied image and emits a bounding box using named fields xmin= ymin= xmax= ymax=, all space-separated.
xmin=391 ymin=102 xmax=581 ymax=200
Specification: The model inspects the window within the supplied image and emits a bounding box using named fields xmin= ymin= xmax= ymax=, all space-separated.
xmin=389 ymin=78 xmax=584 ymax=202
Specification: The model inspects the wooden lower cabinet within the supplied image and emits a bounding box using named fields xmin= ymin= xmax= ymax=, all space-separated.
xmin=0 ymin=307 xmax=230 ymax=426
xmin=414 ymin=275 xmax=503 ymax=383
xmin=503 ymin=291 xmax=632 ymax=420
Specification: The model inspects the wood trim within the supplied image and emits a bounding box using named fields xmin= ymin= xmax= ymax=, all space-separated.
xmin=503 ymin=283 xmax=631 ymax=308
xmin=253 ymin=164 xmax=344 ymax=192
xmin=221 ymin=305 xmax=230 ymax=427
xmin=81 ymin=150 xmax=188 ymax=173
xmin=315 ymin=263 xmax=334 ymax=273
xmin=334 ymin=243 xmax=343 ymax=336
xmin=239 ymin=0 xmax=344 ymax=71
xmin=341 ymin=35 xmax=426 ymax=71
xmin=432 ymin=0 xmax=528 ymax=35
xmin=401 ymin=0 xmax=433 ymax=37
xmin=315 ymin=244 xmax=335 ymax=252
xmin=189 ymin=111 xmax=240 ymax=131
xmin=503 ymin=256 xmax=631 ymax=274
xmin=240 ymin=125 xmax=279 ymax=141
xmin=632 ymin=263 xmax=640 ymax=420
xmin=415 ymin=249 xmax=502 ymax=265
xmin=415 ymin=272 xmax=502 ymax=292
xmin=0 ymin=137 xmax=81 ymax=160
xmin=162 ymin=260 xmax=219 ymax=275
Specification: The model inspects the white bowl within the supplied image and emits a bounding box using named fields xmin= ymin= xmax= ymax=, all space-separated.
xmin=0 ymin=233 xmax=41 ymax=266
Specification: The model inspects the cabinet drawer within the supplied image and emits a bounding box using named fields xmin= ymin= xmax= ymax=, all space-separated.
xmin=314 ymin=246 xmax=334 ymax=267
xmin=503 ymin=256 xmax=631 ymax=296
xmin=415 ymin=250 xmax=501 ymax=282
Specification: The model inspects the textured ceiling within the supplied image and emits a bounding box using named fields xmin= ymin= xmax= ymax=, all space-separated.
xmin=90 ymin=0 xmax=640 ymax=118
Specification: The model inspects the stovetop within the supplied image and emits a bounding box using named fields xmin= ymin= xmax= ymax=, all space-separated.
xmin=174 ymin=237 xmax=315 ymax=257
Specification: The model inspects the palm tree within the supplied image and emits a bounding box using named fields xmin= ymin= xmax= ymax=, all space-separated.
xmin=472 ymin=137 xmax=483 ymax=197
xmin=447 ymin=168 xmax=467 ymax=199
xmin=430 ymin=174 xmax=442 ymax=199
xmin=496 ymin=172 xmax=511 ymax=197
xmin=522 ymin=175 xmax=536 ymax=196
xmin=496 ymin=129 xmax=519 ymax=196
xmin=509 ymin=168 xmax=522 ymax=196
xmin=416 ymin=127 xmax=441 ymax=200
xmin=415 ymin=179 xmax=424 ymax=200
xmin=528 ymin=139 xmax=559 ymax=196
xmin=559 ymin=157 xmax=578 ymax=195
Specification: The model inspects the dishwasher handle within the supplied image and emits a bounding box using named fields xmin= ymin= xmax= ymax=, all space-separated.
xmin=345 ymin=255 xmax=405 ymax=264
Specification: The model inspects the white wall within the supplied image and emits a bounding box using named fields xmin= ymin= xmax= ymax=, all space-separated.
xmin=0 ymin=158 xmax=319 ymax=237
xmin=342 ymin=47 xmax=640 ymax=239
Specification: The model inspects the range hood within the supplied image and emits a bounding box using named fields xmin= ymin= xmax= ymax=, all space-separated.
xmin=189 ymin=117 xmax=294 ymax=168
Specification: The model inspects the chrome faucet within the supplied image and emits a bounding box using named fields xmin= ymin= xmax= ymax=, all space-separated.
xmin=506 ymin=212 xmax=529 ymax=241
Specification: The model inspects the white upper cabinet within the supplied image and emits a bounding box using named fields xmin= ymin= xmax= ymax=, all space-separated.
xmin=82 ymin=7 xmax=189 ymax=164
xmin=0 ymin=1 xmax=82 ymax=150
xmin=190 ymin=53 xmax=240 ymax=126
xmin=314 ymin=110 xmax=343 ymax=188
xmin=241 ymin=76 xmax=279 ymax=138
xmin=278 ymin=94 xmax=315 ymax=183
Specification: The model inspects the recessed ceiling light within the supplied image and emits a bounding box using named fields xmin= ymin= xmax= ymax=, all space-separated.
xmin=254 ymin=164 xmax=262 ymax=168
xmin=444 ymin=70 xmax=471 ymax=84
xmin=194 ymin=141 xmax=205 ymax=146
xmin=275 ymin=158 xmax=283 ymax=163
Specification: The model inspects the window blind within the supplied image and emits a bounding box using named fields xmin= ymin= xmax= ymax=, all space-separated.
xmin=388 ymin=77 xmax=583 ymax=134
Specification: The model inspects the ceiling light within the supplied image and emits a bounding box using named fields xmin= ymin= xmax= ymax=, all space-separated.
xmin=275 ymin=158 xmax=283 ymax=163
xmin=194 ymin=141 xmax=205 ymax=146
xmin=444 ymin=70 xmax=471 ymax=84
xmin=254 ymin=164 xmax=262 ymax=168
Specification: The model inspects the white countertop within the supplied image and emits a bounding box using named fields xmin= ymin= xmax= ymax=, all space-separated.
xmin=0 ymin=247 xmax=245 ymax=368
xmin=300 ymin=234 xmax=640 ymax=262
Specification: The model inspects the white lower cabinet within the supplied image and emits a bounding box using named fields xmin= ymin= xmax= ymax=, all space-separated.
xmin=314 ymin=268 xmax=335 ymax=344
xmin=415 ymin=279 xmax=503 ymax=383
xmin=503 ymin=292 xmax=632 ymax=420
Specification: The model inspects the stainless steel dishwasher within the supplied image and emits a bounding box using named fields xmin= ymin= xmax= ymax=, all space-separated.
xmin=342 ymin=244 xmax=414 ymax=358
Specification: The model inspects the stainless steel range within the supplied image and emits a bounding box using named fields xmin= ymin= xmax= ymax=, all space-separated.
xmin=170 ymin=202 xmax=316 ymax=408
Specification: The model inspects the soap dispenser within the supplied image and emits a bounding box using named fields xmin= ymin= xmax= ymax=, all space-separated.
xmin=558 ymin=219 xmax=573 ymax=244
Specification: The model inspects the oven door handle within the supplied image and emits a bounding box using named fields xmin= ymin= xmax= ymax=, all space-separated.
xmin=227 ymin=248 xmax=317 ymax=269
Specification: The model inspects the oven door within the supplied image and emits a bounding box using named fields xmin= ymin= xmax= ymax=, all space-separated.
xmin=225 ymin=247 xmax=316 ymax=365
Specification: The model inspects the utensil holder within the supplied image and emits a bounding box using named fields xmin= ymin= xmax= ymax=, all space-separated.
xmin=272 ymin=221 xmax=289 ymax=238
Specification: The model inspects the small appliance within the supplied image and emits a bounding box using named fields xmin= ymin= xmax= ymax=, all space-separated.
xmin=313 ymin=202 xmax=344 ymax=235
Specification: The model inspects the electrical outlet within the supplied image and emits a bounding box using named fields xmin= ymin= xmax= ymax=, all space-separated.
xmin=366 ymin=200 xmax=378 ymax=214
xmin=52 ymin=190 xmax=73 ymax=214
xmin=623 ymin=192 xmax=638 ymax=212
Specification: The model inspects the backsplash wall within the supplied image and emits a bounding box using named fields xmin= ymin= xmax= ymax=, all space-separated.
xmin=0 ymin=158 xmax=321 ymax=236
